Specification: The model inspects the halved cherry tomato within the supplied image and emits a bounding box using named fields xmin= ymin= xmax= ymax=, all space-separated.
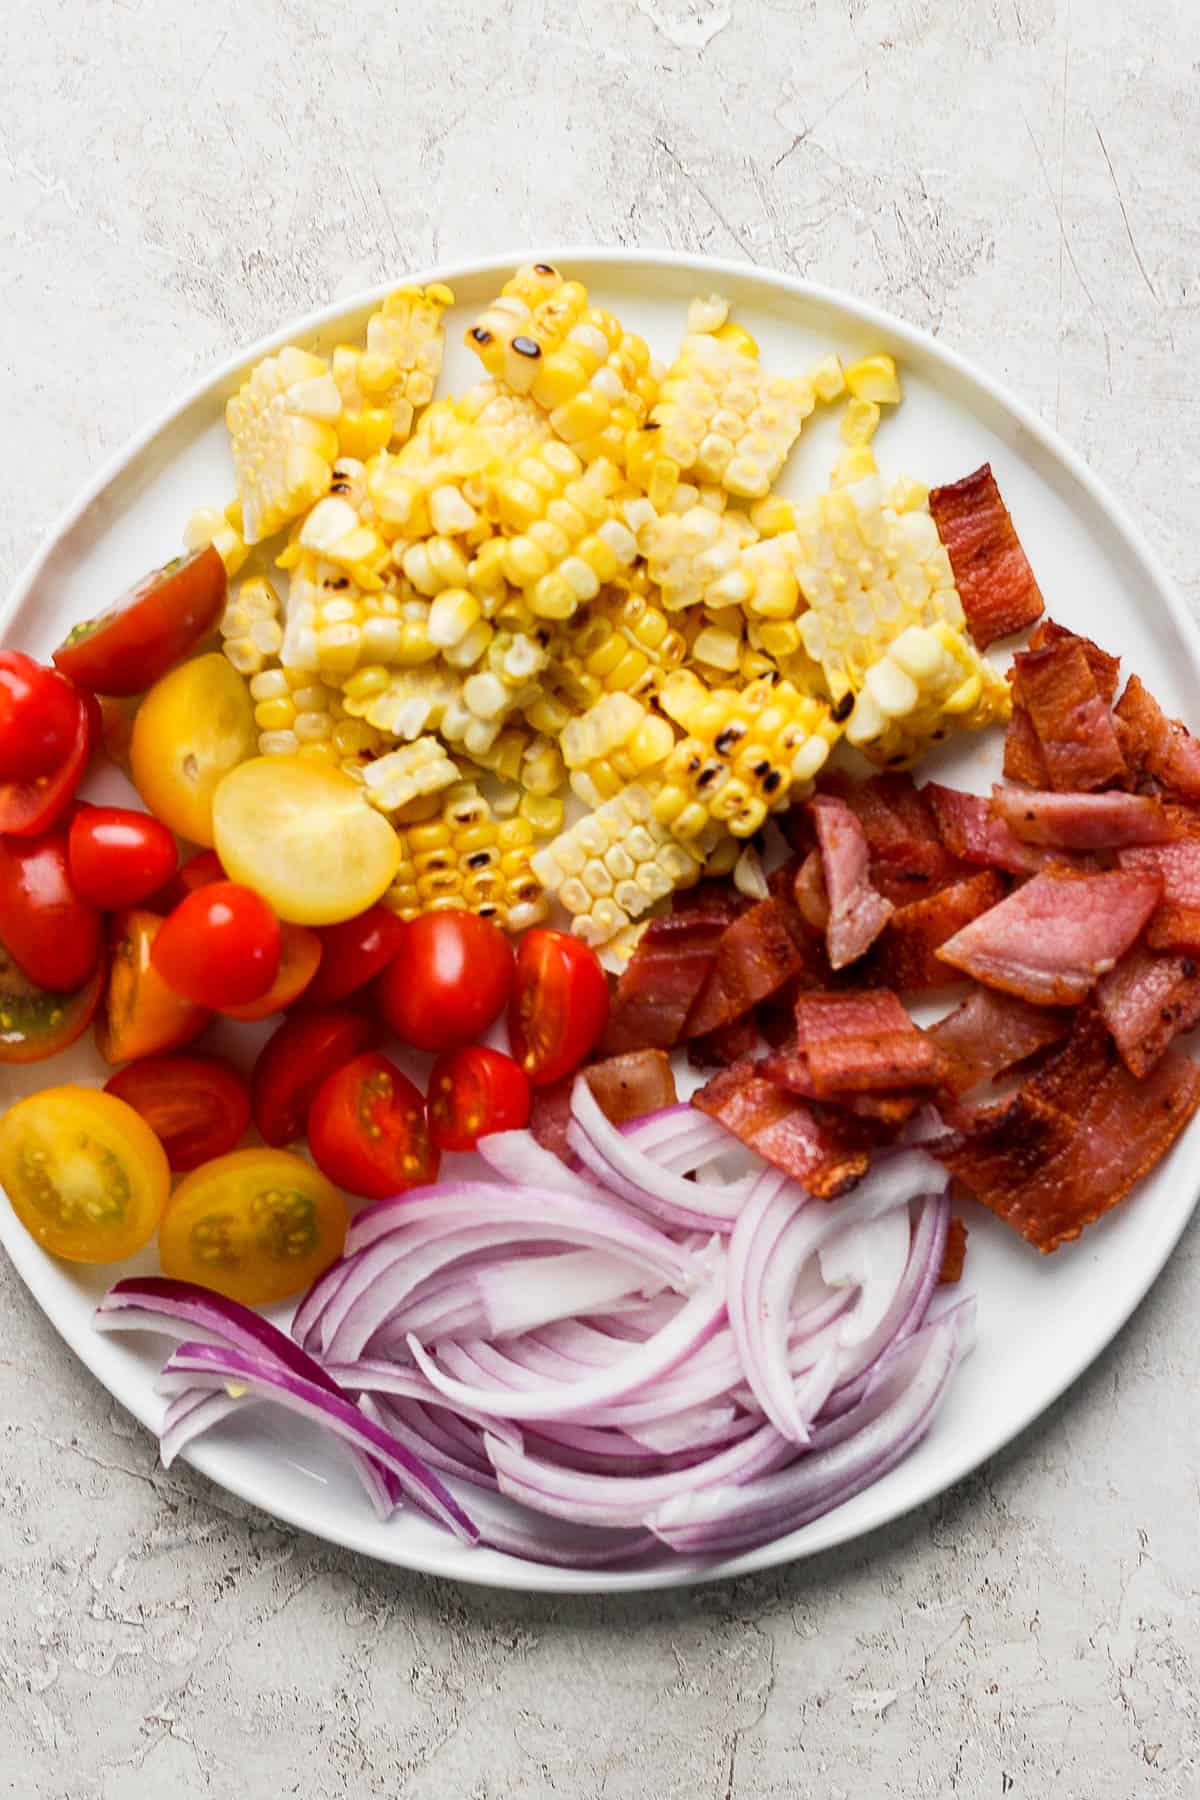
xmin=299 ymin=904 xmax=405 ymax=1008
xmin=220 ymin=923 xmax=322 ymax=1021
xmin=375 ymin=910 xmax=514 ymax=1052
xmin=147 ymin=848 xmax=224 ymax=914
xmin=428 ymin=1045 xmax=531 ymax=1152
xmin=0 ymin=681 xmax=89 ymax=837
xmin=130 ymin=653 xmax=256 ymax=846
xmin=152 ymin=881 xmax=280 ymax=1008
xmin=508 ymin=929 xmax=609 ymax=1086
xmin=158 ymin=1147 xmax=346 ymax=1306
xmin=67 ymin=804 xmax=178 ymax=909
xmin=96 ymin=908 xmax=211 ymax=1065
xmin=0 ymin=652 xmax=82 ymax=782
xmin=0 ymin=937 xmax=105 ymax=1064
xmin=53 ymin=545 xmax=227 ymax=697
xmin=252 ymin=1006 xmax=378 ymax=1148
xmin=0 ymin=1085 xmax=170 ymax=1263
xmin=105 ymin=1052 xmax=251 ymax=1172
xmin=307 ymin=1051 xmax=439 ymax=1199
xmin=0 ymin=828 xmax=101 ymax=992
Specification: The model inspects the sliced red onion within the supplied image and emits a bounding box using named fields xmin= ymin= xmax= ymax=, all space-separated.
xmin=568 ymin=1078 xmax=758 ymax=1232
xmin=820 ymin=1206 xmax=911 ymax=1348
xmin=470 ymin=1251 xmax=654 ymax=1339
xmin=321 ymin=1359 xmax=523 ymax=1451
xmin=622 ymin=1402 xmax=746 ymax=1456
xmin=159 ymin=1389 xmax=246 ymax=1469
xmin=476 ymin=1129 xmax=598 ymax=1194
xmin=466 ymin=1500 xmax=660 ymax=1570
xmin=359 ymin=1394 xmax=498 ymax=1492
xmin=822 ymin=1190 xmax=950 ymax=1417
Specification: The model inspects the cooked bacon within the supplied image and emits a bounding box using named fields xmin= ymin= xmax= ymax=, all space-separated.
xmin=936 ymin=869 xmax=1162 ymax=1004
xmin=758 ymin=979 xmax=804 ymax=1048
xmin=692 ymin=1065 xmax=870 ymax=1197
xmin=1096 ymin=943 xmax=1200 ymax=1078
xmin=684 ymin=897 xmax=811 ymax=1039
xmin=1028 ymin=619 xmax=1121 ymax=701
xmin=584 ymin=1050 xmax=677 ymax=1125
xmin=810 ymin=795 xmax=894 ymax=970
xmin=769 ymin=989 xmax=951 ymax=1096
xmin=938 ymin=1217 xmax=969 ymax=1284
xmin=871 ymin=871 xmax=1006 ymax=991
xmin=1010 ymin=637 xmax=1127 ymax=791
xmin=599 ymin=906 xmax=730 ymax=1054
xmin=793 ymin=850 xmax=830 ymax=931
xmin=927 ymin=463 xmax=1045 ymax=648
xmin=991 ymin=784 xmax=1175 ymax=849
xmin=1121 ymin=840 xmax=1200 ymax=953
xmin=1003 ymin=705 xmax=1049 ymax=786
xmin=819 ymin=772 xmax=962 ymax=903
xmin=687 ymin=1017 xmax=761 ymax=1070
xmin=929 ymin=986 xmax=1071 ymax=1093
xmin=925 ymin=782 xmax=1056 ymax=874
xmin=528 ymin=1076 xmax=575 ymax=1160
xmin=1115 ymin=674 xmax=1200 ymax=800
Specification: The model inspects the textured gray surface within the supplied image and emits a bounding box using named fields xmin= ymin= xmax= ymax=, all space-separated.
xmin=2 ymin=1 xmax=1199 ymax=1793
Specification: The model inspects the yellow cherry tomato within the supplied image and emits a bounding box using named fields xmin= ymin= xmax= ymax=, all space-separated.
xmin=158 ymin=1147 xmax=347 ymax=1306
xmin=130 ymin=653 xmax=256 ymax=846
xmin=0 ymin=1085 xmax=170 ymax=1263
xmin=212 ymin=755 xmax=400 ymax=925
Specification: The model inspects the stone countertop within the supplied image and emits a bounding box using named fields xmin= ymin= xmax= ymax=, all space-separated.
xmin=2 ymin=2 xmax=1198 ymax=1794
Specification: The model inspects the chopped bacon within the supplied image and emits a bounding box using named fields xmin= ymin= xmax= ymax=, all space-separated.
xmin=1010 ymin=637 xmax=1127 ymax=791
xmin=929 ymin=986 xmax=1071 ymax=1093
xmin=1029 ymin=619 xmax=1121 ymax=700
xmin=687 ymin=1017 xmax=761 ymax=1070
xmin=584 ymin=1050 xmax=677 ymax=1125
xmin=810 ymin=795 xmax=894 ymax=970
xmin=764 ymin=989 xmax=951 ymax=1097
xmin=684 ymin=897 xmax=811 ymax=1039
xmin=819 ymin=772 xmax=962 ymax=903
xmin=871 ymin=871 xmax=1006 ymax=991
xmin=1121 ymin=840 xmax=1200 ymax=953
xmin=1003 ymin=705 xmax=1049 ymax=786
xmin=599 ymin=906 xmax=730 ymax=1054
xmin=528 ymin=1076 xmax=575 ymax=1160
xmin=1115 ymin=674 xmax=1200 ymax=801
xmin=793 ymin=850 xmax=830 ymax=931
xmin=925 ymin=782 xmax=1056 ymax=875
xmin=692 ymin=1064 xmax=870 ymax=1197
xmin=991 ymin=784 xmax=1176 ymax=849
xmin=1096 ymin=943 xmax=1200 ymax=1078
xmin=927 ymin=463 xmax=1045 ymax=649
xmin=758 ymin=979 xmax=804 ymax=1048
xmin=938 ymin=1217 xmax=969 ymax=1284
xmin=936 ymin=869 xmax=1162 ymax=1004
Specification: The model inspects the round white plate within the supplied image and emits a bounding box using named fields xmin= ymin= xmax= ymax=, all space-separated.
xmin=2 ymin=250 xmax=1197 ymax=1594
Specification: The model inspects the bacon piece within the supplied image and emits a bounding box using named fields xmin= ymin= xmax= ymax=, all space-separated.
xmin=1115 ymin=674 xmax=1200 ymax=801
xmin=871 ymin=871 xmax=1006 ymax=991
xmin=1003 ymin=706 xmax=1049 ymax=786
xmin=810 ymin=795 xmax=893 ymax=970
xmin=1010 ymin=638 xmax=1126 ymax=791
xmin=758 ymin=979 xmax=804 ymax=1048
xmin=938 ymin=1217 xmax=969 ymax=1285
xmin=820 ymin=772 xmax=962 ymax=904
xmin=684 ymin=897 xmax=811 ymax=1039
xmin=927 ymin=463 xmax=1045 ymax=648
xmin=528 ymin=1076 xmax=575 ymax=1160
xmin=1096 ymin=943 xmax=1200 ymax=1078
xmin=599 ymin=905 xmax=730 ymax=1054
xmin=692 ymin=1065 xmax=870 ymax=1198
xmin=929 ymin=986 xmax=1071 ymax=1093
xmin=1029 ymin=619 xmax=1121 ymax=700
xmin=584 ymin=1050 xmax=676 ymax=1125
xmin=774 ymin=990 xmax=951 ymax=1096
xmin=936 ymin=869 xmax=1162 ymax=1004
xmin=991 ymin=784 xmax=1176 ymax=849
xmin=687 ymin=1017 xmax=761 ymax=1070
xmin=925 ymin=782 xmax=1056 ymax=875
xmin=1121 ymin=840 xmax=1200 ymax=953
xmin=793 ymin=850 xmax=829 ymax=931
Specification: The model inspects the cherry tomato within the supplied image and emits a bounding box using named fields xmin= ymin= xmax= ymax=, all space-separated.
xmin=307 ymin=1051 xmax=439 ymax=1199
xmin=53 ymin=545 xmax=227 ymax=697
xmin=220 ymin=923 xmax=322 ymax=1021
xmin=96 ymin=908 xmax=211 ymax=1065
xmin=158 ymin=1148 xmax=346 ymax=1306
xmin=427 ymin=1045 xmax=531 ymax=1152
xmin=130 ymin=653 xmax=256 ymax=846
xmin=508 ymin=929 xmax=610 ymax=1086
xmin=375 ymin=910 xmax=514 ymax=1052
xmin=67 ymin=804 xmax=178 ymax=909
xmin=146 ymin=848 xmax=224 ymax=914
xmin=0 ymin=682 xmax=89 ymax=837
xmin=0 ymin=828 xmax=101 ymax=992
xmin=105 ymin=1053 xmax=251 ymax=1172
xmin=151 ymin=881 xmax=280 ymax=1008
xmin=0 ymin=1086 xmax=170 ymax=1263
xmin=0 ymin=652 xmax=82 ymax=782
xmin=252 ymin=1006 xmax=378 ymax=1148
xmin=0 ymin=937 xmax=105 ymax=1064
xmin=299 ymin=904 xmax=405 ymax=1008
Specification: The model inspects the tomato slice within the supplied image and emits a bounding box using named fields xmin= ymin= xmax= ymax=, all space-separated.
xmin=507 ymin=929 xmax=610 ymax=1086
xmin=96 ymin=908 xmax=211 ymax=1064
xmin=375 ymin=910 xmax=514 ymax=1052
xmin=427 ymin=1045 xmax=531 ymax=1152
xmin=0 ymin=652 xmax=83 ymax=782
xmin=307 ymin=1051 xmax=439 ymax=1199
xmin=158 ymin=1147 xmax=346 ymax=1306
xmin=130 ymin=653 xmax=256 ymax=847
xmin=105 ymin=1052 xmax=251 ymax=1172
xmin=0 ymin=1086 xmax=170 ymax=1263
xmin=53 ymin=545 xmax=227 ymax=697
xmin=220 ymin=923 xmax=322 ymax=1021
xmin=67 ymin=804 xmax=179 ymax=909
xmin=0 ymin=827 xmax=102 ymax=992
xmin=151 ymin=881 xmax=280 ymax=1008
xmin=0 ymin=683 xmax=89 ymax=837
xmin=0 ymin=938 xmax=105 ymax=1064
xmin=299 ymin=904 xmax=405 ymax=1008
xmin=147 ymin=848 xmax=224 ymax=914
xmin=252 ymin=1006 xmax=378 ymax=1148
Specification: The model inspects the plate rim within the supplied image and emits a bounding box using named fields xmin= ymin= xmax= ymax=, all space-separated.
xmin=3 ymin=243 xmax=1197 ymax=1594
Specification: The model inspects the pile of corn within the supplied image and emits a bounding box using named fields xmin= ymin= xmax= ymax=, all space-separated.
xmin=188 ymin=266 xmax=1009 ymax=944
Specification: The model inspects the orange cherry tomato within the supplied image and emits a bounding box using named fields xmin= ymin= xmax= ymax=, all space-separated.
xmin=105 ymin=1052 xmax=251 ymax=1172
xmin=220 ymin=923 xmax=322 ymax=1021
xmin=158 ymin=1148 xmax=346 ymax=1306
xmin=374 ymin=910 xmax=514 ymax=1052
xmin=53 ymin=545 xmax=227 ymax=696
xmin=307 ymin=1051 xmax=439 ymax=1200
xmin=427 ymin=1045 xmax=531 ymax=1152
xmin=252 ymin=1006 xmax=378 ymax=1148
xmin=96 ymin=908 xmax=211 ymax=1065
xmin=0 ymin=827 xmax=102 ymax=992
xmin=299 ymin=904 xmax=405 ymax=1008
xmin=67 ymin=804 xmax=178 ymax=909
xmin=151 ymin=881 xmax=280 ymax=1008
xmin=507 ymin=929 xmax=610 ymax=1086
xmin=0 ymin=937 xmax=105 ymax=1064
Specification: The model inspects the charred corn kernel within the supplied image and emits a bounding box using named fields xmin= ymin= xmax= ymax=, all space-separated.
xmin=226 ymin=346 xmax=342 ymax=543
xmin=840 ymin=397 xmax=881 ymax=446
xmin=185 ymin=504 xmax=249 ymax=576
xmin=362 ymin=737 xmax=459 ymax=813
xmin=496 ymin=448 xmax=636 ymax=622
xmin=341 ymin=663 xmax=460 ymax=740
xmin=220 ymin=576 xmax=284 ymax=676
xmin=809 ymin=354 xmax=846 ymax=403
xmin=704 ymin=835 xmax=740 ymax=878
xmin=529 ymin=307 xmax=658 ymax=466
xmin=465 ymin=264 xmax=589 ymax=394
xmin=361 ymin=284 xmax=453 ymax=444
xmin=530 ymin=783 xmax=706 ymax=944
xmin=845 ymin=354 xmax=901 ymax=406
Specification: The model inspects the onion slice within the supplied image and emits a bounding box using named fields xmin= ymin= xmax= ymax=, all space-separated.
xmin=567 ymin=1078 xmax=758 ymax=1232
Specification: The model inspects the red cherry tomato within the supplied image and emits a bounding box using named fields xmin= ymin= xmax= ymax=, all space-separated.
xmin=52 ymin=545 xmax=227 ymax=697
xmin=375 ymin=910 xmax=514 ymax=1052
xmin=0 ymin=682 xmax=89 ymax=837
xmin=95 ymin=909 xmax=211 ymax=1065
xmin=68 ymin=804 xmax=179 ymax=909
xmin=105 ymin=1052 xmax=251 ymax=1172
xmin=146 ymin=848 xmax=224 ymax=914
xmin=0 ymin=828 xmax=102 ymax=993
xmin=427 ymin=1045 xmax=531 ymax=1152
xmin=151 ymin=880 xmax=280 ymax=1008
xmin=300 ymin=904 xmax=406 ymax=1008
xmin=0 ymin=652 xmax=83 ymax=782
xmin=508 ymin=929 xmax=609 ymax=1086
xmin=220 ymin=924 xmax=323 ymax=1021
xmin=307 ymin=1051 xmax=439 ymax=1200
xmin=0 ymin=938 xmax=105 ymax=1064
xmin=252 ymin=1006 xmax=378 ymax=1148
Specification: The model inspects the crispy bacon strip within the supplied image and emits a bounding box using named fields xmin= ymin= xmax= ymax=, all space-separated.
xmin=1115 ymin=674 xmax=1200 ymax=800
xmin=929 ymin=986 xmax=1071 ymax=1094
xmin=1096 ymin=943 xmax=1200 ymax=1079
xmin=764 ymin=990 xmax=951 ymax=1097
xmin=692 ymin=1064 xmax=870 ymax=1197
xmin=810 ymin=795 xmax=893 ymax=970
xmin=1121 ymin=840 xmax=1200 ymax=953
xmin=871 ymin=871 xmax=1005 ymax=991
xmin=924 ymin=782 xmax=1064 ymax=875
xmin=927 ymin=463 xmax=1045 ymax=649
xmin=684 ymin=897 xmax=811 ymax=1039
xmin=584 ymin=1050 xmax=677 ymax=1125
xmin=820 ymin=772 xmax=962 ymax=904
xmin=938 ymin=1217 xmax=969 ymax=1285
xmin=687 ymin=1017 xmax=761 ymax=1070
xmin=1029 ymin=619 xmax=1120 ymax=700
xmin=1010 ymin=638 xmax=1127 ymax=791
xmin=1003 ymin=705 xmax=1048 ymax=786
xmin=599 ymin=903 xmax=732 ymax=1054
xmin=991 ymin=784 xmax=1175 ymax=849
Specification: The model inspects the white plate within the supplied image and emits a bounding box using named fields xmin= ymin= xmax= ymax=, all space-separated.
xmin=2 ymin=249 xmax=1197 ymax=1594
